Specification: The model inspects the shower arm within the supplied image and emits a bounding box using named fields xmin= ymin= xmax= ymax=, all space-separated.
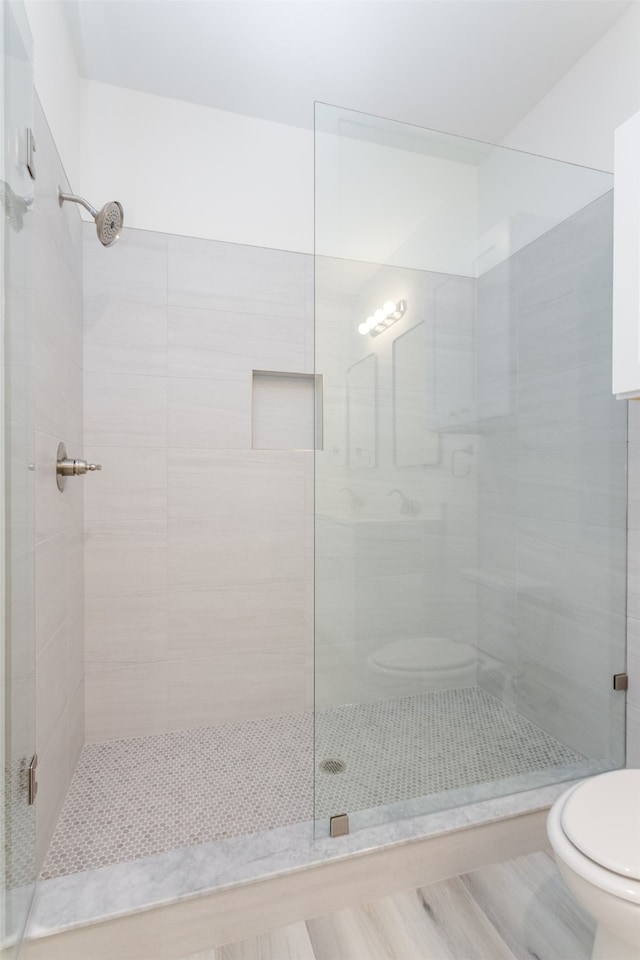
xmin=58 ymin=188 xmax=98 ymax=218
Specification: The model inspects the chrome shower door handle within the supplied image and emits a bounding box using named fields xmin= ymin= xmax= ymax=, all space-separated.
xmin=56 ymin=442 xmax=102 ymax=491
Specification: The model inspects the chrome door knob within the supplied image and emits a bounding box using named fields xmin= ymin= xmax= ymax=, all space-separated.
xmin=56 ymin=442 xmax=102 ymax=492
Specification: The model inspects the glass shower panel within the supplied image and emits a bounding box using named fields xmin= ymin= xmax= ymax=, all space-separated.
xmin=314 ymin=103 xmax=626 ymax=836
xmin=2 ymin=3 xmax=36 ymax=953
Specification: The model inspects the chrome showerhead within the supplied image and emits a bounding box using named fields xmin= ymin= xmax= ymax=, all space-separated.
xmin=58 ymin=187 xmax=124 ymax=247
xmin=94 ymin=200 xmax=123 ymax=247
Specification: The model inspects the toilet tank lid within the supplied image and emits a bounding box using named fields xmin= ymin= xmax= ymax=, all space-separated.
xmin=561 ymin=770 xmax=640 ymax=880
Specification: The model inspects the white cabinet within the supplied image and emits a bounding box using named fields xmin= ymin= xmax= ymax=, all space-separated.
xmin=613 ymin=110 xmax=640 ymax=399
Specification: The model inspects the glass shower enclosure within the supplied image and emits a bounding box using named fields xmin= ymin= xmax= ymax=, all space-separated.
xmin=314 ymin=104 xmax=627 ymax=835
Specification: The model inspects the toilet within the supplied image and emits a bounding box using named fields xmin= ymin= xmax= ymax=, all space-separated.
xmin=547 ymin=770 xmax=640 ymax=960
xmin=366 ymin=636 xmax=477 ymax=696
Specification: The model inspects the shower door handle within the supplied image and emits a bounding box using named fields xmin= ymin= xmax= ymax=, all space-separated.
xmin=56 ymin=442 xmax=102 ymax=491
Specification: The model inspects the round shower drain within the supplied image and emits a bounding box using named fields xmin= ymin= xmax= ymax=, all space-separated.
xmin=319 ymin=758 xmax=346 ymax=774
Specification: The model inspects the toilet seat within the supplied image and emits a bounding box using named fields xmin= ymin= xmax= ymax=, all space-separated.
xmin=547 ymin=779 xmax=640 ymax=906
xmin=368 ymin=637 xmax=476 ymax=678
xmin=561 ymin=770 xmax=640 ymax=881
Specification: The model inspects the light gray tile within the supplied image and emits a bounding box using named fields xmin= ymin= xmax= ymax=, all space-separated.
xmin=516 ymin=191 xmax=613 ymax=385
xmin=168 ymin=305 xmax=306 ymax=380
xmin=84 ymin=298 xmax=168 ymax=376
xmin=67 ymin=603 xmax=84 ymax=697
xmin=168 ymin=517 xmax=310 ymax=590
xmin=36 ymin=621 xmax=69 ymax=759
xmin=167 ymin=449 xmax=305 ymax=519
xmin=518 ymin=360 xmax=627 ymax=446
xmin=84 ymin=446 xmax=167 ymax=521
xmin=168 ymin=378 xmax=250 ymax=449
xmin=168 ymin=652 xmax=307 ymax=727
xmin=34 ymin=315 xmax=67 ymax=440
xmin=517 ymin=441 xmax=627 ymax=529
xmin=167 ymin=581 xmax=309 ymax=660
xmin=65 ymin=359 xmax=83 ymax=448
xmin=35 ymin=431 xmax=68 ymax=544
xmin=85 ymin=520 xmax=167 ymax=598
xmin=84 ymin=224 xmax=167 ymax=307
xmin=36 ymin=532 xmax=67 ymax=656
xmin=517 ymin=516 xmax=626 ymax=615
xmin=84 ymin=372 xmax=167 ymax=448
xmin=517 ymin=594 xmax=626 ymax=692
xmin=68 ymin=678 xmax=85 ymax=775
xmin=66 ymin=522 xmax=84 ymax=613
xmin=168 ymin=235 xmax=305 ymax=318
xmin=85 ymin=662 xmax=169 ymax=742
xmin=85 ymin=593 xmax=168 ymax=666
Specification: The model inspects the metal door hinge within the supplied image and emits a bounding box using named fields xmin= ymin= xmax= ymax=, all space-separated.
xmin=329 ymin=813 xmax=349 ymax=837
xmin=613 ymin=673 xmax=628 ymax=692
xmin=26 ymin=128 xmax=36 ymax=180
xmin=28 ymin=754 xmax=38 ymax=805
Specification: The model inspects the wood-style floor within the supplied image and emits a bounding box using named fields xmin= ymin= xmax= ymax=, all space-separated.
xmin=179 ymin=851 xmax=594 ymax=960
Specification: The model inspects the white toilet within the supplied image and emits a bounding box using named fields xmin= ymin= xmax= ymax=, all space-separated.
xmin=366 ymin=636 xmax=477 ymax=697
xmin=547 ymin=770 xmax=640 ymax=960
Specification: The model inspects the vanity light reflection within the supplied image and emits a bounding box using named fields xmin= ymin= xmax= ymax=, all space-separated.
xmin=358 ymin=300 xmax=407 ymax=337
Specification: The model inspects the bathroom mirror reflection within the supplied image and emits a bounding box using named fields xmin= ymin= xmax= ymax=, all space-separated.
xmin=347 ymin=353 xmax=378 ymax=469
xmin=393 ymin=321 xmax=440 ymax=467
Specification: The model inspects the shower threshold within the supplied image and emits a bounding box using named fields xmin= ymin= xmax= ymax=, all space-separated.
xmin=31 ymin=688 xmax=607 ymax=939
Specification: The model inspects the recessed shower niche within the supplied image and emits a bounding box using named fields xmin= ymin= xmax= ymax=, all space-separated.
xmin=251 ymin=370 xmax=322 ymax=450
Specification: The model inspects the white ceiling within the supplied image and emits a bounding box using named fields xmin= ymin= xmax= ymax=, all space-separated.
xmin=64 ymin=0 xmax=633 ymax=142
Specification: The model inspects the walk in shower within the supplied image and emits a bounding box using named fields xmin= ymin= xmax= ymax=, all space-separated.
xmin=313 ymin=104 xmax=627 ymax=832
xmin=1 ymin=84 xmax=628 ymax=950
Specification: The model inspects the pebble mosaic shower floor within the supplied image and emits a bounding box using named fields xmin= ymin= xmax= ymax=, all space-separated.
xmin=41 ymin=687 xmax=583 ymax=879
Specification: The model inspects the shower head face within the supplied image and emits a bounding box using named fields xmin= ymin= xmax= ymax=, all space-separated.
xmin=95 ymin=200 xmax=124 ymax=247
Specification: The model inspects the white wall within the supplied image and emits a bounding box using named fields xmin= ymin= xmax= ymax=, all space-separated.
xmin=24 ymin=0 xmax=81 ymax=188
xmin=502 ymin=2 xmax=640 ymax=171
xmin=80 ymin=80 xmax=314 ymax=254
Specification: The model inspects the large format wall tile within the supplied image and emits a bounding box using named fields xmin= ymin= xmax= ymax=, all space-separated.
xmin=168 ymin=517 xmax=309 ymax=590
xmin=168 ymin=378 xmax=250 ymax=449
xmin=168 ymin=305 xmax=305 ymax=380
xmin=84 ymin=226 xmax=168 ymax=308
xmin=167 ymin=581 xmax=310 ymax=661
xmin=84 ymin=446 xmax=167 ymax=522
xmin=167 ymin=235 xmax=306 ymax=317
xmin=167 ymin=450 xmax=305 ymax=520
xmin=84 ymin=372 xmax=167 ymax=447
xmin=84 ymin=299 xmax=168 ymax=377
xmin=85 ymin=662 xmax=169 ymax=741
xmin=85 ymin=520 xmax=168 ymax=598
xmin=85 ymin=594 xmax=169 ymax=666
xmin=167 ymin=652 xmax=306 ymax=728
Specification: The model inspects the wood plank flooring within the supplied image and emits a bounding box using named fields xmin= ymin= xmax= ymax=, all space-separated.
xmin=178 ymin=851 xmax=594 ymax=960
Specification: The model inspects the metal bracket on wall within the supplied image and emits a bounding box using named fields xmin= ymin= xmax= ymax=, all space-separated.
xmin=329 ymin=813 xmax=349 ymax=838
xmin=28 ymin=754 xmax=38 ymax=805
xmin=26 ymin=128 xmax=36 ymax=180
xmin=613 ymin=673 xmax=629 ymax=691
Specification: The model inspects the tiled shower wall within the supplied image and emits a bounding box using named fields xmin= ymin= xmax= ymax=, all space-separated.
xmin=82 ymin=228 xmax=314 ymax=741
xmin=476 ymin=192 xmax=629 ymax=763
xmin=32 ymin=99 xmax=85 ymax=867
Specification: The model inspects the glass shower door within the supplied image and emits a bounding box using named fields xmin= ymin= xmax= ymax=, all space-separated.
xmin=313 ymin=103 xmax=627 ymax=836
xmin=2 ymin=3 xmax=37 ymax=953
